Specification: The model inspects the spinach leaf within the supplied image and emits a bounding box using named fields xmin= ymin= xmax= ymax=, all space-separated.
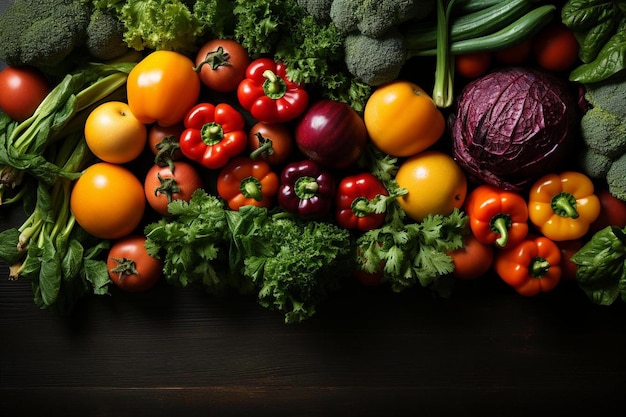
xmin=571 ymin=226 xmax=626 ymax=305
xmin=562 ymin=0 xmax=626 ymax=82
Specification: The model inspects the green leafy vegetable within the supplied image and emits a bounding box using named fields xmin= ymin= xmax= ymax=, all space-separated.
xmin=571 ymin=225 xmax=626 ymax=305
xmin=228 ymin=206 xmax=353 ymax=324
xmin=144 ymin=190 xmax=237 ymax=294
xmin=356 ymin=208 xmax=468 ymax=295
xmin=0 ymin=61 xmax=134 ymax=314
xmin=561 ymin=0 xmax=626 ymax=83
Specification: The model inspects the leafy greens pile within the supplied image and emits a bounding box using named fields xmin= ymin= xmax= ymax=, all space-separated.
xmin=88 ymin=0 xmax=372 ymax=111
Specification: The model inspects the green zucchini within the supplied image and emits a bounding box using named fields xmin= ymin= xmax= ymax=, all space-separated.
xmin=404 ymin=0 xmax=536 ymax=51
xmin=411 ymin=5 xmax=557 ymax=56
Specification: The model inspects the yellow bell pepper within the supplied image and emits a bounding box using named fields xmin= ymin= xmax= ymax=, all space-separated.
xmin=528 ymin=171 xmax=601 ymax=241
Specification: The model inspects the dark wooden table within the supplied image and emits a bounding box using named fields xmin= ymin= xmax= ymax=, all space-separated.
xmin=2 ymin=1 xmax=626 ymax=416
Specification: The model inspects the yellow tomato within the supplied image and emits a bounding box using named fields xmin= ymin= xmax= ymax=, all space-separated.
xmin=126 ymin=50 xmax=201 ymax=127
xmin=395 ymin=150 xmax=468 ymax=221
xmin=364 ymin=81 xmax=445 ymax=157
xmin=70 ymin=162 xmax=146 ymax=239
xmin=84 ymin=101 xmax=147 ymax=164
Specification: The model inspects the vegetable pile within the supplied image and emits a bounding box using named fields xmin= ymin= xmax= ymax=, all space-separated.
xmin=1 ymin=0 xmax=626 ymax=323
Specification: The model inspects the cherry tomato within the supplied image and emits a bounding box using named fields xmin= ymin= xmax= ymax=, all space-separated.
xmin=107 ymin=235 xmax=163 ymax=292
xmin=144 ymin=161 xmax=204 ymax=216
xmin=248 ymin=121 xmax=294 ymax=166
xmin=532 ymin=22 xmax=579 ymax=72
xmin=588 ymin=189 xmax=626 ymax=234
xmin=448 ymin=233 xmax=494 ymax=280
xmin=0 ymin=66 xmax=51 ymax=122
xmin=194 ymin=39 xmax=250 ymax=93
xmin=147 ymin=122 xmax=184 ymax=162
xmin=557 ymin=239 xmax=584 ymax=282
xmin=70 ymin=162 xmax=146 ymax=239
xmin=454 ymin=52 xmax=491 ymax=79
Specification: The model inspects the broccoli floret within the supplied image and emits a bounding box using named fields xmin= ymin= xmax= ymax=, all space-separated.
xmin=580 ymin=106 xmax=626 ymax=159
xmin=343 ymin=30 xmax=406 ymax=86
xmin=296 ymin=0 xmax=334 ymax=21
xmin=330 ymin=0 xmax=434 ymax=38
xmin=580 ymin=148 xmax=613 ymax=179
xmin=0 ymin=0 xmax=90 ymax=69
xmin=584 ymin=69 xmax=626 ymax=118
xmin=606 ymin=153 xmax=626 ymax=201
xmin=85 ymin=8 xmax=130 ymax=61
xmin=0 ymin=0 xmax=131 ymax=74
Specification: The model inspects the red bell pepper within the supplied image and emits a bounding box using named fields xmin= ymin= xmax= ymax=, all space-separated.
xmin=464 ymin=185 xmax=529 ymax=248
xmin=336 ymin=173 xmax=391 ymax=231
xmin=278 ymin=160 xmax=335 ymax=218
xmin=237 ymin=57 xmax=309 ymax=124
xmin=179 ymin=102 xmax=247 ymax=170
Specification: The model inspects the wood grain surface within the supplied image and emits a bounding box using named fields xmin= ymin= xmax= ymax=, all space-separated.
xmin=1 ymin=1 xmax=626 ymax=416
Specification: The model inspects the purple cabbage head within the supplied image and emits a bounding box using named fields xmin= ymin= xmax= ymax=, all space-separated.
xmin=449 ymin=67 xmax=577 ymax=192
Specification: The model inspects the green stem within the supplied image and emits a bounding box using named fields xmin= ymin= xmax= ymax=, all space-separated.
xmin=433 ymin=0 xmax=457 ymax=108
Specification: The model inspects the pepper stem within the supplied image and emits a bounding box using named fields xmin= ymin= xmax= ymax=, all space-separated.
xmin=240 ymin=177 xmax=263 ymax=201
xmin=529 ymin=256 xmax=551 ymax=278
xmin=294 ymin=176 xmax=319 ymax=200
xmin=490 ymin=214 xmax=512 ymax=248
xmin=551 ymin=192 xmax=579 ymax=219
xmin=201 ymin=122 xmax=224 ymax=146
xmin=262 ymin=70 xmax=287 ymax=99
xmin=351 ymin=197 xmax=375 ymax=217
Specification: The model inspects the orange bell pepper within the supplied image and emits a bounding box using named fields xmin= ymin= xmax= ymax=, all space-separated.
xmin=464 ymin=185 xmax=528 ymax=248
xmin=528 ymin=171 xmax=601 ymax=241
xmin=494 ymin=236 xmax=561 ymax=296
xmin=216 ymin=157 xmax=279 ymax=211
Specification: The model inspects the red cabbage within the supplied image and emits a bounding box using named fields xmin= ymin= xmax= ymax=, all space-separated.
xmin=449 ymin=67 xmax=577 ymax=192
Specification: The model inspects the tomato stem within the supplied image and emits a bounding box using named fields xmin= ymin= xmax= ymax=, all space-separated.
xmin=193 ymin=46 xmax=232 ymax=72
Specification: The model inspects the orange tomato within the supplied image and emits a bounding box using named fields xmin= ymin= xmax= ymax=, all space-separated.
xmin=395 ymin=150 xmax=467 ymax=221
xmin=70 ymin=162 xmax=146 ymax=239
xmin=84 ymin=101 xmax=147 ymax=164
xmin=448 ymin=233 xmax=494 ymax=280
xmin=532 ymin=22 xmax=579 ymax=72
xmin=126 ymin=50 xmax=201 ymax=127
xmin=454 ymin=52 xmax=491 ymax=79
xmin=364 ymin=81 xmax=445 ymax=157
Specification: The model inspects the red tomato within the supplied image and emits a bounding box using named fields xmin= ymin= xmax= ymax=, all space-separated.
xmin=589 ymin=189 xmax=626 ymax=234
xmin=0 ymin=66 xmax=51 ymax=121
xmin=107 ymin=235 xmax=163 ymax=292
xmin=532 ymin=22 xmax=579 ymax=72
xmin=448 ymin=233 xmax=494 ymax=280
xmin=144 ymin=161 xmax=204 ymax=216
xmin=248 ymin=121 xmax=295 ymax=166
xmin=147 ymin=122 xmax=184 ymax=160
xmin=454 ymin=52 xmax=491 ymax=79
xmin=195 ymin=39 xmax=250 ymax=93
xmin=557 ymin=239 xmax=584 ymax=282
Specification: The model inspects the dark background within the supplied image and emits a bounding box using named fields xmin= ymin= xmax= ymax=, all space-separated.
xmin=1 ymin=0 xmax=626 ymax=416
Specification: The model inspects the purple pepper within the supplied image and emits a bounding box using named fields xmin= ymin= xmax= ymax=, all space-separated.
xmin=278 ymin=159 xmax=335 ymax=218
